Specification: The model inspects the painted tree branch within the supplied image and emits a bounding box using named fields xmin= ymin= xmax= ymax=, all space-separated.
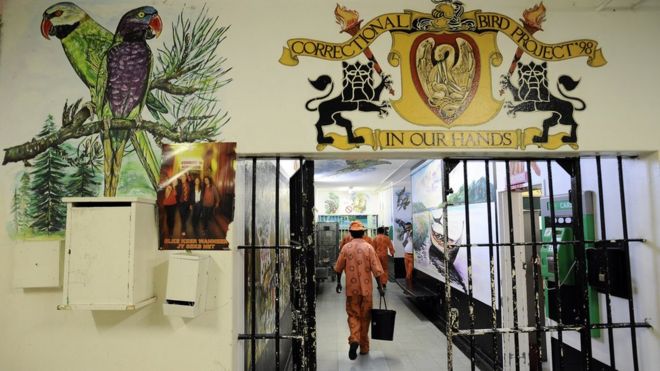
xmin=3 ymin=116 xmax=215 ymax=165
xmin=150 ymin=78 xmax=199 ymax=95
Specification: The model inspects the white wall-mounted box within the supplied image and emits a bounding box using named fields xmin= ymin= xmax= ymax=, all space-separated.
xmin=163 ymin=253 xmax=210 ymax=318
xmin=13 ymin=240 xmax=64 ymax=288
xmin=59 ymin=197 xmax=160 ymax=310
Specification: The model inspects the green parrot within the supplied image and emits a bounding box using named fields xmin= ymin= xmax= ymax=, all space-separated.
xmin=92 ymin=6 xmax=163 ymax=196
xmin=41 ymin=2 xmax=165 ymax=193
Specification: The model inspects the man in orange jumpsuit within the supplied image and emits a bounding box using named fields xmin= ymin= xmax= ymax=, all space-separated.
xmin=340 ymin=229 xmax=374 ymax=250
xmin=335 ymin=221 xmax=384 ymax=360
xmin=373 ymin=226 xmax=395 ymax=289
xmin=403 ymin=222 xmax=414 ymax=289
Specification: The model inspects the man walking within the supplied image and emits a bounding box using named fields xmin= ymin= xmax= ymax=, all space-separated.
xmin=335 ymin=221 xmax=385 ymax=360
xmin=373 ymin=226 xmax=395 ymax=289
xmin=403 ymin=222 xmax=414 ymax=289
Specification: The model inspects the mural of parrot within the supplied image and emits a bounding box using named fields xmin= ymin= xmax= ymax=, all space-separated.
xmin=93 ymin=6 xmax=162 ymax=196
xmin=40 ymin=2 xmax=165 ymax=193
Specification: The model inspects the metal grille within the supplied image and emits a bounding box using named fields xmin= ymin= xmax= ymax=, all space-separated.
xmin=236 ymin=155 xmax=650 ymax=371
xmin=237 ymin=157 xmax=316 ymax=371
xmin=441 ymin=156 xmax=650 ymax=371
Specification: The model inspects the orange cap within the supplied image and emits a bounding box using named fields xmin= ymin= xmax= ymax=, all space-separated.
xmin=349 ymin=220 xmax=365 ymax=231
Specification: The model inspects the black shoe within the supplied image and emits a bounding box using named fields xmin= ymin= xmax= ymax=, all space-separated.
xmin=349 ymin=342 xmax=359 ymax=360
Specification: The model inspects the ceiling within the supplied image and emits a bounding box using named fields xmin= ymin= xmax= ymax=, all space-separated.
xmin=314 ymin=159 xmax=420 ymax=189
xmin=499 ymin=0 xmax=657 ymax=11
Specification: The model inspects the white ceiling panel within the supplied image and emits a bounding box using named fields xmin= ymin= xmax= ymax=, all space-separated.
xmin=314 ymin=159 xmax=417 ymax=188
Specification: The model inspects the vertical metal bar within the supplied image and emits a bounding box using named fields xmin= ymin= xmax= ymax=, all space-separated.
xmin=525 ymin=161 xmax=543 ymax=371
xmin=504 ymin=160 xmax=520 ymax=371
xmin=493 ymin=163 xmax=502 ymax=319
xmin=443 ymin=160 xmax=454 ymax=371
xmin=595 ymin=156 xmax=616 ymax=369
xmin=571 ymin=159 xmax=592 ymax=370
xmin=617 ymin=156 xmax=640 ymax=371
xmin=251 ymin=158 xmax=257 ymax=371
xmin=485 ymin=160 xmax=499 ymax=369
xmin=546 ymin=160 xmax=564 ymax=371
xmin=275 ymin=158 xmax=281 ymax=371
xmin=305 ymin=159 xmax=317 ymax=370
xmin=298 ymin=158 xmax=306 ymax=369
xmin=462 ymin=160 xmax=475 ymax=370
xmin=243 ymin=161 xmax=249 ymax=371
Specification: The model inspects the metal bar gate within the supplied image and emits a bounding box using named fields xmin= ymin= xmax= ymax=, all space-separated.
xmin=441 ymin=156 xmax=650 ymax=371
xmin=236 ymin=155 xmax=651 ymax=370
xmin=238 ymin=157 xmax=316 ymax=371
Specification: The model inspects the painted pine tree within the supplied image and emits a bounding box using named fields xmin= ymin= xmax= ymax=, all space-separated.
xmin=27 ymin=115 xmax=68 ymax=234
xmin=67 ymin=137 xmax=102 ymax=197
xmin=10 ymin=171 xmax=31 ymax=236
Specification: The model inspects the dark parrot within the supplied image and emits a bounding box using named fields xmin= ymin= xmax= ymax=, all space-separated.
xmin=41 ymin=2 xmax=165 ymax=193
xmin=95 ymin=6 xmax=162 ymax=195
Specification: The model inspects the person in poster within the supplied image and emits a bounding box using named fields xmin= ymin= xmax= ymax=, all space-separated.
xmin=191 ymin=175 xmax=203 ymax=235
xmin=158 ymin=142 xmax=236 ymax=250
xmin=163 ymin=179 xmax=178 ymax=238
xmin=201 ymin=175 xmax=220 ymax=236
xmin=177 ymin=172 xmax=193 ymax=236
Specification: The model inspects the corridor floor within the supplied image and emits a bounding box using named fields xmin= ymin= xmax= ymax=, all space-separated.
xmin=315 ymin=278 xmax=476 ymax=371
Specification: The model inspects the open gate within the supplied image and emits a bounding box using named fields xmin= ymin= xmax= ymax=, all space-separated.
xmin=439 ymin=157 xmax=649 ymax=371
xmin=238 ymin=156 xmax=649 ymax=371
xmin=239 ymin=158 xmax=316 ymax=371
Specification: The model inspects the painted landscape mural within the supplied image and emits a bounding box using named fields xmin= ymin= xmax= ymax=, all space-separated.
xmin=411 ymin=160 xmax=499 ymax=305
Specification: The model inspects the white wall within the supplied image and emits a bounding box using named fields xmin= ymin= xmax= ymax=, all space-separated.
xmin=0 ymin=1 xmax=659 ymax=370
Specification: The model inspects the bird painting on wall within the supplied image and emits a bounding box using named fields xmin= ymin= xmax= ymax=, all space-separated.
xmin=40 ymin=2 xmax=166 ymax=194
xmin=95 ymin=6 xmax=162 ymax=195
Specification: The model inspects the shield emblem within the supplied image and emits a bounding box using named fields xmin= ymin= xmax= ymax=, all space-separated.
xmin=411 ymin=33 xmax=479 ymax=124
xmin=388 ymin=27 xmax=504 ymax=127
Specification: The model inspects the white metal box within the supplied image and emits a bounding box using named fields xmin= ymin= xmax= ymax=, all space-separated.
xmin=13 ymin=240 xmax=64 ymax=288
xmin=163 ymin=253 xmax=209 ymax=318
xmin=59 ymin=197 xmax=159 ymax=310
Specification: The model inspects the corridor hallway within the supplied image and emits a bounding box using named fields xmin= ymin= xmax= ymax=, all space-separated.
xmin=315 ymin=278 xmax=476 ymax=371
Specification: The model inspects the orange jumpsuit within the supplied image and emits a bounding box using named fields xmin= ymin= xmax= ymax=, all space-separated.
xmin=339 ymin=233 xmax=352 ymax=250
xmin=372 ymin=234 xmax=395 ymax=286
xmin=334 ymin=238 xmax=384 ymax=353
xmin=340 ymin=233 xmax=374 ymax=250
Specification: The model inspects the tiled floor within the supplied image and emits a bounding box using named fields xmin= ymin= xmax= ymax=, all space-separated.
xmin=316 ymin=278 xmax=476 ymax=370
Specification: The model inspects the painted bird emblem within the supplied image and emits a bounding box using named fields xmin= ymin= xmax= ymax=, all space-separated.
xmin=97 ymin=6 xmax=162 ymax=196
xmin=41 ymin=2 xmax=165 ymax=193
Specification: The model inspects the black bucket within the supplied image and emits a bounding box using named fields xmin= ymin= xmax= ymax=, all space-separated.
xmin=371 ymin=296 xmax=396 ymax=341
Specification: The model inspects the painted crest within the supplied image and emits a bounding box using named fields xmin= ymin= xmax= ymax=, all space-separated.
xmin=280 ymin=1 xmax=606 ymax=151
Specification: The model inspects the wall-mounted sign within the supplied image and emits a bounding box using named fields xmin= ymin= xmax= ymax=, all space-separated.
xmin=280 ymin=1 xmax=605 ymax=151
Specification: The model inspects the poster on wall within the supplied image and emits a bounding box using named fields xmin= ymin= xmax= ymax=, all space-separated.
xmin=411 ymin=160 xmax=498 ymax=306
xmin=317 ymin=189 xmax=372 ymax=215
xmin=157 ymin=142 xmax=236 ymax=250
xmin=392 ymin=177 xmax=412 ymax=257
xmin=509 ymin=161 xmax=542 ymax=190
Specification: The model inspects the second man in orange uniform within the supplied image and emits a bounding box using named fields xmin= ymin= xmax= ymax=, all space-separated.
xmin=372 ymin=226 xmax=395 ymax=289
